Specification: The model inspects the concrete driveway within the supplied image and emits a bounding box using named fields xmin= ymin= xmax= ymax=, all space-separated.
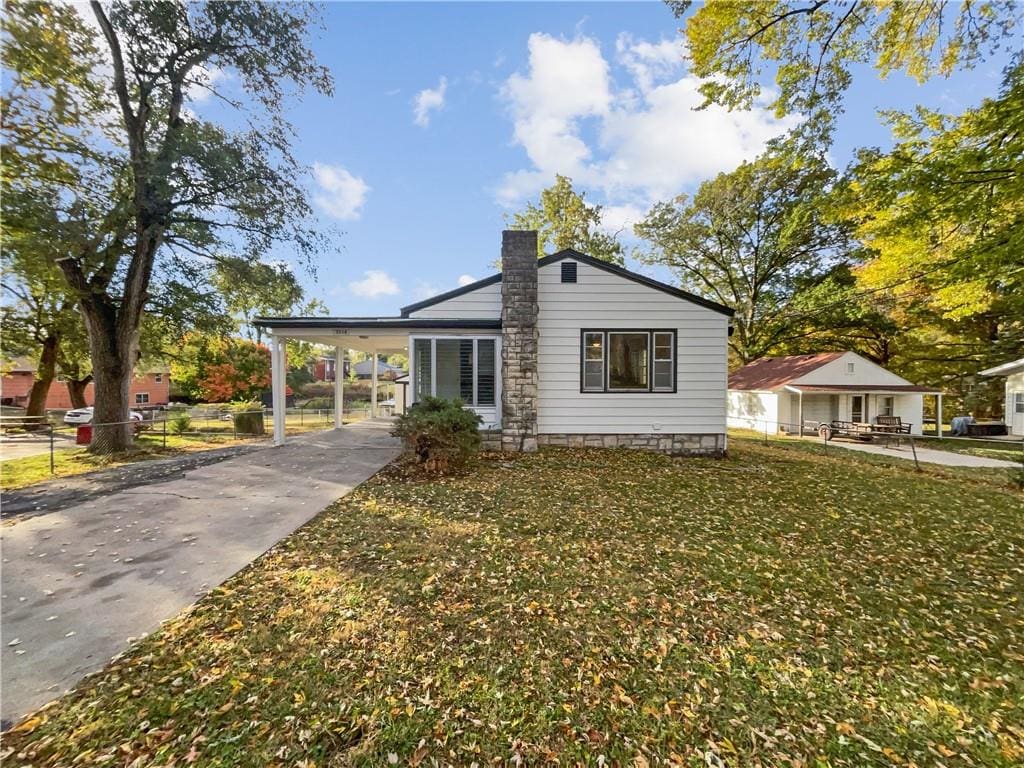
xmin=0 ymin=421 xmax=400 ymax=729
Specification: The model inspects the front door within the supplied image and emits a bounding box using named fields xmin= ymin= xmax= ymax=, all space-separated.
xmin=851 ymin=395 xmax=864 ymax=423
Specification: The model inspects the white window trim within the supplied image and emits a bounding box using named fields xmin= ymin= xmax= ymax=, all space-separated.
xmin=1014 ymin=391 xmax=1024 ymax=414
xmin=652 ymin=331 xmax=675 ymax=393
xmin=135 ymin=392 xmax=150 ymax=404
xmin=408 ymin=334 xmax=502 ymax=413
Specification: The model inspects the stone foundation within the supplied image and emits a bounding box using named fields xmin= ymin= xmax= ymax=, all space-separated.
xmin=537 ymin=432 xmax=726 ymax=457
xmin=479 ymin=429 xmax=503 ymax=451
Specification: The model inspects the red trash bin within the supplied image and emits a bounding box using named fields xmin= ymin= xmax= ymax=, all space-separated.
xmin=76 ymin=424 xmax=93 ymax=445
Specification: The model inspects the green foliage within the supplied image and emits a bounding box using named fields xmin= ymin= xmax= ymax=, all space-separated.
xmin=837 ymin=60 xmax=1024 ymax=410
xmin=391 ymin=396 xmax=482 ymax=474
xmin=230 ymin=400 xmax=265 ymax=436
xmin=676 ymin=0 xmax=1021 ymax=129
xmin=168 ymin=412 xmax=192 ymax=435
xmin=636 ymin=144 xmax=850 ymax=363
xmin=1 ymin=0 xmax=332 ymax=453
xmin=508 ymin=174 xmax=625 ymax=264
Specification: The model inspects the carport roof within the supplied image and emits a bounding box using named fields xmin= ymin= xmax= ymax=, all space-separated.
xmin=254 ymin=317 xmax=501 ymax=329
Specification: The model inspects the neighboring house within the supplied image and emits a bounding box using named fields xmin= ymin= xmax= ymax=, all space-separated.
xmin=0 ymin=357 xmax=170 ymax=410
xmin=353 ymin=359 xmax=404 ymax=380
xmin=979 ymin=357 xmax=1024 ymax=436
xmin=256 ymin=230 xmax=734 ymax=455
xmin=313 ymin=356 xmax=339 ymax=382
xmin=728 ymin=352 xmax=942 ymax=435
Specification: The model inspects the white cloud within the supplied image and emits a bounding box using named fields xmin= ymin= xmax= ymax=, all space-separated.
xmin=349 ymin=271 xmax=399 ymax=299
xmin=185 ymin=64 xmax=229 ymax=104
xmin=312 ymin=162 xmax=370 ymax=221
xmin=457 ymin=274 xmax=478 ymax=286
xmin=413 ymin=77 xmax=448 ymax=127
xmin=496 ymin=32 xmax=799 ymax=208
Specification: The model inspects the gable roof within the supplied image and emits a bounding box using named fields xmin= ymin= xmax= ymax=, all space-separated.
xmin=399 ymin=249 xmax=735 ymax=318
xmin=728 ymin=353 xmax=844 ymax=391
xmin=980 ymin=357 xmax=1024 ymax=377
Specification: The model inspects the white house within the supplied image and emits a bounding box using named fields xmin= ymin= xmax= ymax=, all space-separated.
xmin=256 ymin=230 xmax=734 ymax=455
xmin=980 ymin=357 xmax=1024 ymax=436
xmin=727 ymin=351 xmax=942 ymax=435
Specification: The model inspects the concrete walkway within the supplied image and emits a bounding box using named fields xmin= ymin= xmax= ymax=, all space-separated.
xmin=819 ymin=437 xmax=1021 ymax=468
xmin=0 ymin=421 xmax=400 ymax=729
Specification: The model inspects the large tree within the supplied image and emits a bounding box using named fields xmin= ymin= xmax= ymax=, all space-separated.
xmin=2 ymin=1 xmax=332 ymax=452
xmin=508 ymin=175 xmax=625 ymax=265
xmin=674 ymin=0 xmax=1021 ymax=128
xmin=837 ymin=59 xmax=1024 ymax=410
xmin=213 ymin=258 xmax=304 ymax=345
xmin=635 ymin=147 xmax=850 ymax=364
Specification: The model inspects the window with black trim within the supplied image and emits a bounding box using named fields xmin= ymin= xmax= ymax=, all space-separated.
xmin=580 ymin=330 xmax=676 ymax=393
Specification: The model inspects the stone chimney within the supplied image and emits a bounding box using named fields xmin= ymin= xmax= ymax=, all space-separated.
xmin=500 ymin=230 xmax=539 ymax=452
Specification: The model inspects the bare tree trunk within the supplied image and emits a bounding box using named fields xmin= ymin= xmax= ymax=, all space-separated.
xmin=77 ymin=302 xmax=135 ymax=453
xmin=25 ymin=333 xmax=60 ymax=426
xmin=66 ymin=375 xmax=92 ymax=409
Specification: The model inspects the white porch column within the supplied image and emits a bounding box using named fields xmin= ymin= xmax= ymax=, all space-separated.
xmin=334 ymin=346 xmax=345 ymax=428
xmin=798 ymin=390 xmax=804 ymax=436
xmin=936 ymin=392 xmax=943 ymax=436
xmin=270 ymin=334 xmax=287 ymax=446
xmin=370 ymin=348 xmax=378 ymax=418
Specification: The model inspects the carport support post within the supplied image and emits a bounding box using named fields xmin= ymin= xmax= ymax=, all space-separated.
xmin=936 ymin=392 xmax=943 ymax=436
xmin=370 ymin=347 xmax=378 ymax=418
xmin=334 ymin=346 xmax=345 ymax=428
xmin=270 ymin=334 xmax=286 ymax=446
xmin=798 ymin=390 xmax=804 ymax=436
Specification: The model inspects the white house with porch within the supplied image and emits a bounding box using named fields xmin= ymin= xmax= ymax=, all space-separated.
xmin=256 ymin=230 xmax=734 ymax=454
xmin=727 ymin=351 xmax=942 ymax=435
xmin=980 ymin=357 xmax=1024 ymax=436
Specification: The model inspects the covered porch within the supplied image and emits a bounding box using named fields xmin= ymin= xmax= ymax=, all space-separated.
xmin=257 ymin=318 xmax=502 ymax=446
xmin=782 ymin=383 xmax=943 ymax=436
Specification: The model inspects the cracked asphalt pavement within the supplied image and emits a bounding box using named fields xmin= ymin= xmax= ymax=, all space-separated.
xmin=0 ymin=422 xmax=400 ymax=729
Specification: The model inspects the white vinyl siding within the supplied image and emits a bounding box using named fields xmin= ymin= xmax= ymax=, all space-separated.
xmin=727 ymin=391 xmax=778 ymax=432
xmin=537 ymin=259 xmax=728 ymax=435
xmin=406 ymin=282 xmax=501 ymax=319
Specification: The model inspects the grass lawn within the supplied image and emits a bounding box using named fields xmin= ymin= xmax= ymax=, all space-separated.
xmin=919 ymin=436 xmax=1024 ymax=464
xmin=3 ymin=441 xmax=1022 ymax=767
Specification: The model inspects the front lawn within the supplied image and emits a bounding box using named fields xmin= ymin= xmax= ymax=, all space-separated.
xmin=4 ymin=442 xmax=1022 ymax=766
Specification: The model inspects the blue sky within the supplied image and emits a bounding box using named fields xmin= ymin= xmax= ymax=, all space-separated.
xmin=195 ymin=2 xmax=1014 ymax=318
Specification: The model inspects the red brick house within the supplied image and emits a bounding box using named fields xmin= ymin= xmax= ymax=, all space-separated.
xmin=1 ymin=358 xmax=170 ymax=410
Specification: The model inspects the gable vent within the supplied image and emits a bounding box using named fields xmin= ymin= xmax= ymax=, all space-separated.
xmin=561 ymin=261 xmax=577 ymax=283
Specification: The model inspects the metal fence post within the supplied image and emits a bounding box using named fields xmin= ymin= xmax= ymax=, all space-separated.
xmin=49 ymin=425 xmax=55 ymax=475
xmin=163 ymin=415 xmax=167 ymax=447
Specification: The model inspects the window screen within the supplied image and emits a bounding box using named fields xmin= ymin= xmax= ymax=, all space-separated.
xmin=477 ymin=339 xmax=496 ymax=406
xmin=583 ymin=332 xmax=604 ymax=391
xmin=414 ymin=338 xmax=432 ymax=402
xmin=652 ymin=332 xmax=674 ymax=391
xmin=413 ymin=337 xmax=497 ymax=408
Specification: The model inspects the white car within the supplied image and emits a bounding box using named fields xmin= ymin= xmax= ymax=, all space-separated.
xmin=63 ymin=407 xmax=144 ymax=426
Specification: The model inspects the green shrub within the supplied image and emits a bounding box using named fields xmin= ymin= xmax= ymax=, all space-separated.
xmin=391 ymin=397 xmax=481 ymax=474
xmin=169 ymin=413 xmax=192 ymax=434
xmin=231 ymin=400 xmax=265 ymax=435
xmin=302 ymin=397 xmax=334 ymax=410
xmin=299 ymin=381 xmax=334 ymax=399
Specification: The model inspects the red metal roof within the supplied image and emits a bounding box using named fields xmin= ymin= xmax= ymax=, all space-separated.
xmin=728 ymin=353 xmax=843 ymax=390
